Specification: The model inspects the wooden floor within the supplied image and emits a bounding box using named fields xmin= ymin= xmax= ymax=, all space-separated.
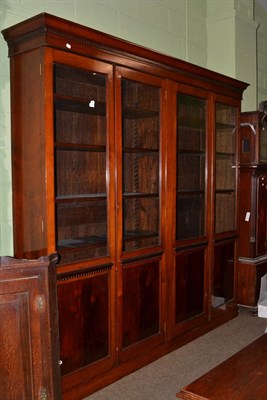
xmin=176 ymin=333 xmax=267 ymax=400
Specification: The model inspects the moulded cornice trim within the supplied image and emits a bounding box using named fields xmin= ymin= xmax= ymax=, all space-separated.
xmin=2 ymin=12 xmax=249 ymax=97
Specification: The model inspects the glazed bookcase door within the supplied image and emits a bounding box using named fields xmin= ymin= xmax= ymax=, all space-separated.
xmin=172 ymin=86 xmax=209 ymax=335
xmin=215 ymin=102 xmax=238 ymax=235
xmin=53 ymin=61 xmax=112 ymax=265
xmin=49 ymin=51 xmax=116 ymax=388
xmin=120 ymin=75 xmax=161 ymax=253
xmin=176 ymin=92 xmax=207 ymax=241
xmin=115 ymin=67 xmax=165 ymax=360
xmin=212 ymin=99 xmax=239 ymax=310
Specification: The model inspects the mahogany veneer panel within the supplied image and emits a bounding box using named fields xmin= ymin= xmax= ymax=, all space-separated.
xmin=177 ymin=334 xmax=267 ymax=400
xmin=122 ymin=259 xmax=160 ymax=348
xmin=57 ymin=272 xmax=109 ymax=375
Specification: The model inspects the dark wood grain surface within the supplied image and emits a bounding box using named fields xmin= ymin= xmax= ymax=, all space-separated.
xmin=177 ymin=334 xmax=267 ymax=400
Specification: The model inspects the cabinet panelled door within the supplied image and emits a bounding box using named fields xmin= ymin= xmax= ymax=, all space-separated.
xmin=175 ymin=91 xmax=207 ymax=326
xmin=54 ymin=63 xmax=109 ymax=265
xmin=116 ymin=68 xmax=165 ymax=356
xmin=53 ymin=55 xmax=115 ymax=377
xmin=212 ymin=101 xmax=238 ymax=309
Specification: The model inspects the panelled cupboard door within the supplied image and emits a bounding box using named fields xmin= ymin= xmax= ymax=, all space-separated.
xmin=168 ymin=83 xmax=210 ymax=337
xmin=57 ymin=264 xmax=114 ymax=387
xmin=47 ymin=49 xmax=116 ymax=268
xmin=115 ymin=67 xmax=166 ymax=361
xmin=9 ymin=46 xmax=116 ymax=266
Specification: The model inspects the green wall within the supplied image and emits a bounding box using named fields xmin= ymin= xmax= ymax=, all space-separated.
xmin=0 ymin=0 xmax=267 ymax=256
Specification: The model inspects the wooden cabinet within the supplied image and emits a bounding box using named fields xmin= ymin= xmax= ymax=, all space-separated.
xmin=0 ymin=254 xmax=61 ymax=400
xmin=237 ymin=111 xmax=267 ymax=308
xmin=2 ymin=13 xmax=248 ymax=399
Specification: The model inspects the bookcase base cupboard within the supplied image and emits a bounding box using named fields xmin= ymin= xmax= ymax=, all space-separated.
xmin=2 ymin=14 xmax=248 ymax=400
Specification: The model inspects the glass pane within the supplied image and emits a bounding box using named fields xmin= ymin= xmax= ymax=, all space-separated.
xmin=54 ymin=64 xmax=108 ymax=263
xmin=215 ymin=193 xmax=235 ymax=233
xmin=176 ymin=194 xmax=205 ymax=239
xmin=56 ymin=201 xmax=107 ymax=264
xmin=122 ymin=79 xmax=159 ymax=112
xmin=56 ymin=150 xmax=106 ymax=197
xmin=122 ymin=78 xmax=160 ymax=251
xmin=54 ymin=64 xmax=106 ymax=100
xmin=216 ymin=155 xmax=236 ymax=190
xmin=123 ymin=153 xmax=159 ymax=194
xmin=212 ymin=242 xmax=235 ymax=308
xmin=175 ymin=248 xmax=205 ymax=323
xmin=55 ymin=109 xmax=106 ymax=146
xmin=123 ymin=197 xmax=159 ymax=252
xmin=54 ymin=64 xmax=106 ymax=147
xmin=215 ymin=103 xmax=237 ymax=234
xmin=176 ymin=94 xmax=206 ymax=240
xmin=123 ymin=118 xmax=159 ymax=149
xmin=177 ymin=153 xmax=205 ymax=191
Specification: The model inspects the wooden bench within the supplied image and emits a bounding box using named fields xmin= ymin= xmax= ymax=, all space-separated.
xmin=176 ymin=334 xmax=267 ymax=399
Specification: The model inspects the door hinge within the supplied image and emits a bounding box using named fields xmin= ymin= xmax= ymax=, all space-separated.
xmin=35 ymin=295 xmax=45 ymax=312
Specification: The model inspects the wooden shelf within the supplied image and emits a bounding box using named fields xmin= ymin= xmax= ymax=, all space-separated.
xmin=54 ymin=95 xmax=106 ymax=115
xmin=123 ymin=106 xmax=159 ymax=119
xmin=58 ymin=235 xmax=107 ymax=250
xmin=55 ymin=142 xmax=106 ymax=152
xmin=56 ymin=193 xmax=107 ymax=202
xmin=123 ymin=231 xmax=158 ymax=242
xmin=123 ymin=146 xmax=159 ymax=153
